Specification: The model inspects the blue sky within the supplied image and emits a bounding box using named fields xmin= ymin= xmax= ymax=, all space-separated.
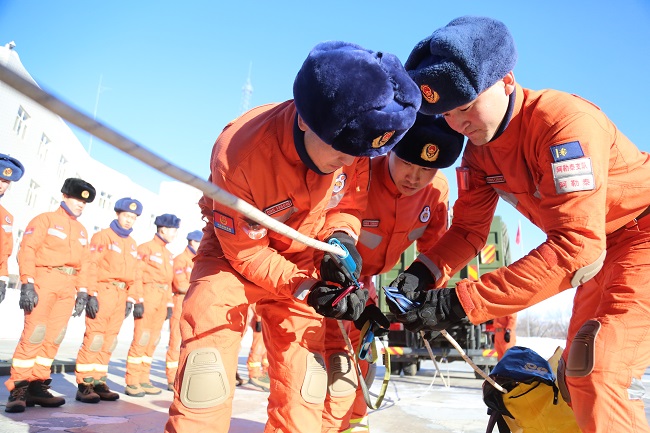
xmin=1 ymin=1 xmax=649 ymax=315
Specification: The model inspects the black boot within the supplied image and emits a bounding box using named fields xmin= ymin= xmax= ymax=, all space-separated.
xmin=76 ymin=379 xmax=101 ymax=404
xmin=93 ymin=380 xmax=119 ymax=401
xmin=5 ymin=380 xmax=29 ymax=413
xmin=26 ymin=379 xmax=65 ymax=407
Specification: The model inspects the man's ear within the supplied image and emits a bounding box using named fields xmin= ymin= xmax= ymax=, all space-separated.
xmin=503 ymin=71 xmax=516 ymax=96
xmin=297 ymin=114 xmax=308 ymax=132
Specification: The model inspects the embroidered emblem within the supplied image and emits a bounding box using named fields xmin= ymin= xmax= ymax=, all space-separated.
xmin=129 ymin=202 xmax=137 ymax=210
xmin=213 ymin=211 xmax=235 ymax=234
xmin=333 ymin=173 xmax=347 ymax=194
xmin=550 ymin=141 xmax=584 ymax=162
xmin=264 ymin=199 xmax=293 ymax=216
xmin=362 ymin=219 xmax=380 ymax=228
xmin=485 ymin=175 xmax=506 ymax=184
xmin=81 ymin=190 xmax=90 ymax=199
xmin=372 ymin=131 xmax=395 ymax=148
xmin=419 ymin=206 xmax=431 ymax=223
xmin=420 ymin=84 xmax=440 ymax=104
xmin=421 ymin=143 xmax=440 ymax=162
xmin=3 ymin=167 xmax=12 ymax=177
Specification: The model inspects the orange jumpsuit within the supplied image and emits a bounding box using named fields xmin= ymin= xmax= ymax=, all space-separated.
xmin=493 ymin=314 xmax=516 ymax=361
xmin=166 ymin=245 xmax=195 ymax=385
xmin=75 ymin=225 xmax=140 ymax=384
xmin=246 ymin=303 xmax=268 ymax=380
xmin=125 ymin=235 xmax=174 ymax=387
xmin=0 ymin=203 xmax=14 ymax=282
xmin=5 ymin=205 xmax=90 ymax=391
xmin=323 ymin=155 xmax=449 ymax=432
xmin=165 ymin=101 xmax=369 ymax=433
xmin=418 ymin=84 xmax=650 ymax=433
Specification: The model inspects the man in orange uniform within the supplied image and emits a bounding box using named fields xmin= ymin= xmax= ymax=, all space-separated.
xmin=164 ymin=41 xmax=420 ymax=433
xmin=124 ymin=213 xmax=179 ymax=397
xmin=0 ymin=154 xmax=24 ymax=304
xmin=322 ymin=114 xmax=464 ymax=432
xmin=74 ymin=197 xmax=143 ymax=403
xmin=493 ymin=314 xmax=516 ymax=361
xmin=165 ymin=229 xmax=202 ymax=390
xmin=246 ymin=303 xmax=269 ymax=391
xmin=5 ymin=178 xmax=95 ymax=413
xmin=387 ymin=16 xmax=650 ymax=433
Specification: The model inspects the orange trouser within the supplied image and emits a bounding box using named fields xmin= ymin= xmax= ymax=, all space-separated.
xmin=494 ymin=330 xmax=515 ymax=361
xmin=166 ymin=293 xmax=185 ymax=384
xmin=75 ymin=282 xmax=128 ymax=383
xmin=165 ymin=256 xmax=327 ymax=433
xmin=246 ymin=305 xmax=268 ymax=379
xmin=563 ymin=218 xmax=650 ymax=433
xmin=125 ymin=282 xmax=169 ymax=386
xmin=5 ymin=268 xmax=75 ymax=390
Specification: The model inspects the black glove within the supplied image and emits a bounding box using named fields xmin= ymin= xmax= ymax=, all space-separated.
xmin=125 ymin=301 xmax=133 ymax=318
xmin=133 ymin=302 xmax=144 ymax=319
xmin=19 ymin=282 xmax=39 ymax=313
xmin=85 ymin=296 xmax=99 ymax=319
xmin=166 ymin=306 xmax=173 ymax=321
xmin=504 ymin=329 xmax=511 ymax=343
xmin=389 ymin=261 xmax=435 ymax=302
xmin=307 ymin=283 xmax=368 ymax=321
xmin=320 ymin=232 xmax=362 ymax=286
xmin=391 ymin=287 xmax=466 ymax=333
xmin=0 ymin=280 xmax=6 ymax=304
xmin=254 ymin=320 xmax=262 ymax=333
xmin=353 ymin=304 xmax=390 ymax=337
xmin=72 ymin=292 xmax=89 ymax=317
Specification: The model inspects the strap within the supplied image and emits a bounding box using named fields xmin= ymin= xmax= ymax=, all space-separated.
xmin=486 ymin=410 xmax=511 ymax=433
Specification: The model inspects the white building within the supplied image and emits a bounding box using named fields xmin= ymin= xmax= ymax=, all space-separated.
xmin=0 ymin=41 xmax=204 ymax=282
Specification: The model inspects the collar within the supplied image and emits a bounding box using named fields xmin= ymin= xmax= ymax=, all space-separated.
xmin=60 ymin=201 xmax=79 ymax=219
xmin=155 ymin=233 xmax=169 ymax=245
xmin=375 ymin=155 xmax=401 ymax=196
xmin=293 ymin=114 xmax=327 ymax=175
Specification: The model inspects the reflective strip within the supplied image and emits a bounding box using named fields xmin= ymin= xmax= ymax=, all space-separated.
xmin=79 ymin=238 xmax=87 ymax=246
xmin=127 ymin=356 xmax=143 ymax=365
xmin=149 ymin=255 xmax=163 ymax=264
xmin=12 ymin=358 xmax=36 ymax=368
xmin=417 ymin=254 xmax=442 ymax=283
xmin=247 ymin=361 xmax=262 ymax=368
xmin=47 ymin=227 xmax=67 ymax=239
xmin=108 ymin=244 xmax=122 ymax=253
xmin=35 ymin=356 xmax=54 ymax=367
xmin=141 ymin=356 xmax=153 ymax=364
xmin=76 ymin=363 xmax=107 ymax=372
xmin=2 ymin=224 xmax=12 ymax=232
xmin=166 ymin=361 xmax=179 ymax=369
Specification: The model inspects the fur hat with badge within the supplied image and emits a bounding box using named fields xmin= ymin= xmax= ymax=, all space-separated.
xmin=393 ymin=113 xmax=464 ymax=168
xmin=186 ymin=230 xmax=203 ymax=242
xmin=0 ymin=153 xmax=25 ymax=182
xmin=114 ymin=197 xmax=143 ymax=216
xmin=154 ymin=213 xmax=180 ymax=229
xmin=293 ymin=40 xmax=421 ymax=157
xmin=405 ymin=16 xmax=518 ymax=115
xmin=61 ymin=178 xmax=96 ymax=203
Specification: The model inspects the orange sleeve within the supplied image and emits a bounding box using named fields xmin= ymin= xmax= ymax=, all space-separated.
xmin=17 ymin=214 xmax=48 ymax=284
xmin=172 ymin=251 xmax=191 ymax=294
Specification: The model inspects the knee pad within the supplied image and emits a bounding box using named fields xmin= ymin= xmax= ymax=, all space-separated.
xmin=566 ymin=319 xmax=601 ymax=378
xmin=29 ymin=324 xmax=47 ymax=344
xmin=328 ymin=352 xmax=358 ymax=397
xmin=557 ymin=356 xmax=571 ymax=404
xmin=53 ymin=327 xmax=67 ymax=345
xmin=89 ymin=335 xmax=104 ymax=352
xmin=108 ymin=337 xmax=117 ymax=353
xmin=301 ymin=352 xmax=327 ymax=404
xmin=179 ymin=347 xmax=230 ymax=409
xmin=138 ymin=331 xmax=151 ymax=346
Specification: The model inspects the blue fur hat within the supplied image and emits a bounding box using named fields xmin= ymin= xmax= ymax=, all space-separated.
xmin=114 ymin=197 xmax=143 ymax=216
xmin=405 ymin=16 xmax=517 ymax=115
xmin=155 ymin=213 xmax=180 ymax=228
xmin=0 ymin=153 xmax=24 ymax=182
xmin=61 ymin=178 xmax=96 ymax=203
xmin=186 ymin=230 xmax=203 ymax=242
xmin=294 ymin=41 xmax=421 ymax=157
xmin=393 ymin=114 xmax=464 ymax=168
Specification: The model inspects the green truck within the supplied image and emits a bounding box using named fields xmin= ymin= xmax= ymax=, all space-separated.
xmin=377 ymin=215 xmax=512 ymax=377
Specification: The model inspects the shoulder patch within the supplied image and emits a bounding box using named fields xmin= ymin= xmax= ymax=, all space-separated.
xmin=333 ymin=173 xmax=347 ymax=194
xmin=213 ymin=210 xmax=235 ymax=234
xmin=552 ymin=156 xmax=595 ymax=194
xmin=264 ymin=199 xmax=293 ymax=216
xmin=550 ymin=141 xmax=584 ymax=162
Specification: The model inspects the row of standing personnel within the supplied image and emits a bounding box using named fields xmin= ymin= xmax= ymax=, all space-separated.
xmin=0 ymin=164 xmax=205 ymax=411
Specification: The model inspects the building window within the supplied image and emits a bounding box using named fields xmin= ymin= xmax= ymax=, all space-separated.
xmin=57 ymin=155 xmax=67 ymax=178
xmin=13 ymin=106 xmax=30 ymax=139
xmin=26 ymin=180 xmax=39 ymax=207
xmin=38 ymin=134 xmax=50 ymax=160
xmin=98 ymin=191 xmax=113 ymax=210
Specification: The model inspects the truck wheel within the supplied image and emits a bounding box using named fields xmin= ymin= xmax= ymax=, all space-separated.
xmin=391 ymin=361 xmax=403 ymax=376
xmin=403 ymin=362 xmax=418 ymax=377
xmin=474 ymin=365 xmax=491 ymax=380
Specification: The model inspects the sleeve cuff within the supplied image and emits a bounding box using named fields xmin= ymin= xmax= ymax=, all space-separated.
xmin=293 ymin=278 xmax=318 ymax=301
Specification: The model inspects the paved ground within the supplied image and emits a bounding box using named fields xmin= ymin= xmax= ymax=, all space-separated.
xmin=0 ymin=288 xmax=649 ymax=432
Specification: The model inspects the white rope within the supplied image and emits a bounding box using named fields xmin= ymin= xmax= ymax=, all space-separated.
xmin=0 ymin=63 xmax=343 ymax=257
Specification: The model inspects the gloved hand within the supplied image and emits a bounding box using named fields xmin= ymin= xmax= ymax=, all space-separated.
xmin=389 ymin=261 xmax=435 ymax=302
xmin=133 ymin=302 xmax=144 ymax=319
xmin=254 ymin=320 xmax=262 ymax=333
xmin=72 ymin=292 xmax=89 ymax=317
xmin=504 ymin=329 xmax=511 ymax=343
xmin=307 ymin=283 xmax=368 ymax=321
xmin=85 ymin=295 xmax=99 ymax=319
xmin=321 ymin=232 xmax=362 ymax=286
xmin=0 ymin=280 xmax=6 ymax=304
xmin=353 ymin=304 xmax=390 ymax=337
xmin=125 ymin=301 xmax=133 ymax=318
xmin=166 ymin=306 xmax=173 ymax=321
xmin=390 ymin=287 xmax=466 ymax=333
xmin=19 ymin=282 xmax=39 ymax=313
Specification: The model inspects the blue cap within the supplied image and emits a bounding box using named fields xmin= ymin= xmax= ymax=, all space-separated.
xmin=114 ymin=197 xmax=143 ymax=216
xmin=0 ymin=153 xmax=25 ymax=182
xmin=154 ymin=213 xmax=180 ymax=228
xmin=405 ymin=16 xmax=517 ymax=115
xmin=393 ymin=114 xmax=464 ymax=168
xmin=186 ymin=230 xmax=203 ymax=242
xmin=294 ymin=41 xmax=421 ymax=157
